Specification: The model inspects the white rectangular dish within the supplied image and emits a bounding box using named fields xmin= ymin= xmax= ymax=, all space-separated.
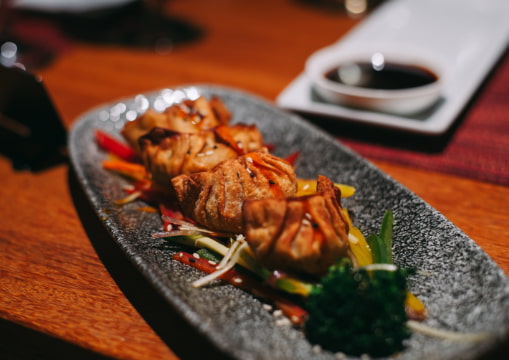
xmin=277 ymin=0 xmax=509 ymax=135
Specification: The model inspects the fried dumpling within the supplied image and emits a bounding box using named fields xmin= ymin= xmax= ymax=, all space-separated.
xmin=171 ymin=151 xmax=297 ymax=233
xmin=139 ymin=124 xmax=265 ymax=188
xmin=121 ymin=96 xmax=231 ymax=153
xmin=243 ymin=175 xmax=350 ymax=276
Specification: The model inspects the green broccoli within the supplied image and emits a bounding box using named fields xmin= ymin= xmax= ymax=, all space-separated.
xmin=305 ymin=258 xmax=410 ymax=356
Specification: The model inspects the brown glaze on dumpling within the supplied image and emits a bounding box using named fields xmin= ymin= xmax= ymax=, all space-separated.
xmin=171 ymin=151 xmax=297 ymax=233
xmin=243 ymin=175 xmax=350 ymax=276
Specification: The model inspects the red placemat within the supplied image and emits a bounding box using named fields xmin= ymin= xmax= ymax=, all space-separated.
xmin=312 ymin=51 xmax=509 ymax=186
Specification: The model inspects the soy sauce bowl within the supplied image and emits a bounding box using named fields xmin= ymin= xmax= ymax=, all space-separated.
xmin=306 ymin=46 xmax=444 ymax=115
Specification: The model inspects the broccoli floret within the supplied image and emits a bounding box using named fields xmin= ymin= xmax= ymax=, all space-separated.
xmin=305 ymin=258 xmax=410 ymax=357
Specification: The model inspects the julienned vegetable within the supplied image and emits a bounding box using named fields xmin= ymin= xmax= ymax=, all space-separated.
xmin=367 ymin=210 xmax=395 ymax=265
xmin=95 ymin=129 xmax=138 ymax=162
xmin=172 ymin=250 xmax=309 ymax=325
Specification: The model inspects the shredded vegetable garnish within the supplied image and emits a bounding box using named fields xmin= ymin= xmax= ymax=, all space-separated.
xmin=192 ymin=236 xmax=248 ymax=288
xmin=407 ymin=320 xmax=489 ymax=343
xmin=114 ymin=190 xmax=143 ymax=205
xmin=216 ymin=235 xmax=246 ymax=270
xmin=172 ymin=250 xmax=308 ymax=325
xmin=360 ymin=263 xmax=399 ymax=272
xmin=345 ymin=211 xmax=373 ymax=267
xmin=153 ymin=215 xmax=231 ymax=238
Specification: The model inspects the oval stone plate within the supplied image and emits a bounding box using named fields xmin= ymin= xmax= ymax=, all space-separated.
xmin=69 ymin=85 xmax=509 ymax=360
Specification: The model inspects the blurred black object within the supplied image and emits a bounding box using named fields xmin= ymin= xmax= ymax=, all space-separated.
xmin=0 ymin=0 xmax=202 ymax=72
xmin=0 ymin=64 xmax=67 ymax=171
xmin=17 ymin=0 xmax=203 ymax=52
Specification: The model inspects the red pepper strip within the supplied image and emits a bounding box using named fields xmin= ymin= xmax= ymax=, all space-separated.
xmin=172 ymin=251 xmax=308 ymax=326
xmin=284 ymin=151 xmax=300 ymax=166
xmin=159 ymin=201 xmax=186 ymax=229
xmin=95 ymin=129 xmax=138 ymax=162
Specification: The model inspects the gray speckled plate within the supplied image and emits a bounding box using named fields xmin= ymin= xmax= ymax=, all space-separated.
xmin=69 ymin=85 xmax=509 ymax=360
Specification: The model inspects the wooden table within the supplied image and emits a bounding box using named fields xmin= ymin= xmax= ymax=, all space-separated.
xmin=1 ymin=1 xmax=508 ymax=358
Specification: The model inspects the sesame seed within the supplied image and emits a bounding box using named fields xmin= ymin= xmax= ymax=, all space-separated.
xmin=312 ymin=345 xmax=322 ymax=354
xmin=208 ymin=260 xmax=217 ymax=266
xmin=335 ymin=352 xmax=347 ymax=360
xmin=193 ymin=253 xmax=200 ymax=259
xmin=233 ymin=277 xmax=243 ymax=284
xmin=302 ymin=218 xmax=311 ymax=227
xmin=275 ymin=317 xmax=291 ymax=327
xmin=263 ymin=304 xmax=273 ymax=311
xmin=273 ymin=309 xmax=283 ymax=317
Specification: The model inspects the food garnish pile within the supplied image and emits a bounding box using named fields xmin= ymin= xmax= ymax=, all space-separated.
xmin=95 ymin=95 xmax=481 ymax=357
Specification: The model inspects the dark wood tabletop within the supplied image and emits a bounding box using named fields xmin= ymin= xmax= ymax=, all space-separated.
xmin=1 ymin=1 xmax=508 ymax=359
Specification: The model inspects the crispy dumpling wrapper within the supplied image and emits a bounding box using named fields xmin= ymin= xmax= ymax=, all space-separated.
xmin=171 ymin=151 xmax=297 ymax=233
xmin=243 ymin=175 xmax=350 ymax=276
xmin=139 ymin=124 xmax=265 ymax=188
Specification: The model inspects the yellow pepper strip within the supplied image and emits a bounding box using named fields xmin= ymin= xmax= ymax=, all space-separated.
xmin=343 ymin=209 xmax=373 ymax=267
xmin=296 ymin=178 xmax=356 ymax=198
xmin=102 ymin=156 xmax=148 ymax=182
xmin=405 ymin=291 xmax=427 ymax=321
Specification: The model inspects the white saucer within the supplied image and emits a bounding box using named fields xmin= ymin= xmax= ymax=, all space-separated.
xmin=305 ymin=45 xmax=445 ymax=116
xmin=277 ymin=0 xmax=509 ymax=135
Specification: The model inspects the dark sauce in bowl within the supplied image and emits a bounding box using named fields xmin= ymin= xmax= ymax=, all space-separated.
xmin=325 ymin=62 xmax=438 ymax=90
